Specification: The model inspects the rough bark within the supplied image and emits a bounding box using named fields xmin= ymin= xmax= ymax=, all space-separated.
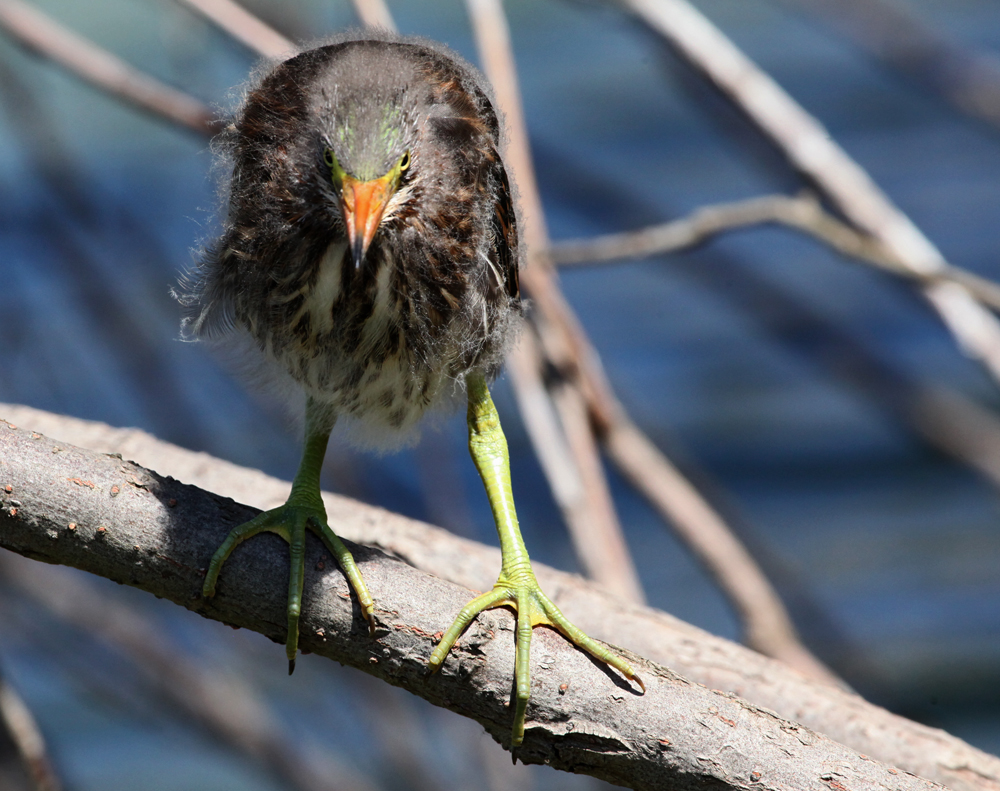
xmin=1 ymin=408 xmax=997 ymax=790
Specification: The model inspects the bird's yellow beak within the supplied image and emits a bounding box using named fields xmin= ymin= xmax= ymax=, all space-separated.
xmin=340 ymin=172 xmax=396 ymax=269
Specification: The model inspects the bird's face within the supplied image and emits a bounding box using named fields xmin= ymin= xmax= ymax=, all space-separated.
xmin=319 ymin=94 xmax=420 ymax=269
xmin=324 ymin=144 xmax=410 ymax=269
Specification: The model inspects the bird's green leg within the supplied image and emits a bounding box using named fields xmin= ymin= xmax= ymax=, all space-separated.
xmin=202 ymin=399 xmax=375 ymax=673
xmin=429 ymin=373 xmax=643 ymax=746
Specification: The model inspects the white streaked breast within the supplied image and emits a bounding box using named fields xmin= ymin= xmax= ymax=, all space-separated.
xmin=358 ymin=250 xmax=397 ymax=354
xmin=302 ymin=241 xmax=346 ymax=334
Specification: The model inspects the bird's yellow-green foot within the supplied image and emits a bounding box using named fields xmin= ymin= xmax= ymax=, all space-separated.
xmin=429 ymin=373 xmax=644 ymax=747
xmin=201 ymin=399 xmax=375 ymax=673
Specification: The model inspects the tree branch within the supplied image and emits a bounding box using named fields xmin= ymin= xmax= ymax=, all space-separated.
xmin=549 ymin=192 xmax=887 ymax=267
xmin=0 ymin=417 xmax=952 ymax=791
xmin=549 ymin=192 xmax=1000 ymax=313
xmin=3 ymin=406 xmax=1000 ymax=790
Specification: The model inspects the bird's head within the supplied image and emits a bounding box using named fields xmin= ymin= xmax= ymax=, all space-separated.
xmin=323 ymin=142 xmax=410 ymax=270
xmin=316 ymin=79 xmax=422 ymax=270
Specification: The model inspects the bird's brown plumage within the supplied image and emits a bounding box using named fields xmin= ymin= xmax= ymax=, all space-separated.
xmin=180 ymin=32 xmax=522 ymax=443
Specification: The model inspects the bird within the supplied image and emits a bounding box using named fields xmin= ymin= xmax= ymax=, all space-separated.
xmin=179 ymin=30 xmax=642 ymax=747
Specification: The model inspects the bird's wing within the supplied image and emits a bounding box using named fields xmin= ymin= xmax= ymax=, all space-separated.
xmin=490 ymin=158 xmax=520 ymax=301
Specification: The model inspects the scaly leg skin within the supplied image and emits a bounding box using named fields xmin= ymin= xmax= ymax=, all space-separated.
xmin=428 ymin=373 xmax=644 ymax=748
xmin=202 ymin=399 xmax=375 ymax=673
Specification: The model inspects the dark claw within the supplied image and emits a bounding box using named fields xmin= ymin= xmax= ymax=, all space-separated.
xmin=288 ymin=658 xmax=296 ymax=676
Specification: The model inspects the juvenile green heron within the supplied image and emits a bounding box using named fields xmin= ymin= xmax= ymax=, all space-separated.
xmin=180 ymin=31 xmax=641 ymax=746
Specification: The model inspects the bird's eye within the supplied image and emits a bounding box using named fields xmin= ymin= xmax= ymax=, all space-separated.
xmin=399 ymin=151 xmax=411 ymax=172
xmin=323 ymin=148 xmax=347 ymax=187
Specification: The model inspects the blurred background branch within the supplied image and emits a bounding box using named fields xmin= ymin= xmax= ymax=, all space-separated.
xmin=173 ymin=0 xmax=292 ymax=57
xmin=0 ymin=552 xmax=379 ymax=791
xmin=0 ymin=0 xmax=219 ymax=134
xmin=618 ymin=0 xmax=1000 ymax=387
xmin=550 ymin=190 xmax=1000 ymax=313
xmin=467 ymin=0 xmax=647 ymax=607
xmin=775 ymin=0 xmax=1000 ymax=131
xmin=0 ymin=665 xmax=62 ymax=791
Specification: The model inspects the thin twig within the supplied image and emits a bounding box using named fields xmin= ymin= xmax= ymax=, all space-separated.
xmin=173 ymin=0 xmax=293 ymax=59
xmin=550 ymin=191 xmax=1000 ymax=312
xmin=618 ymin=0 xmax=1000 ymax=387
xmin=551 ymin=192 xmax=893 ymax=268
xmin=530 ymin=307 xmax=645 ymax=603
xmin=469 ymin=0 xmax=829 ymax=678
xmin=0 ymin=669 xmax=62 ymax=791
xmin=0 ymin=0 xmax=219 ymax=135
xmin=549 ymin=371 xmax=645 ymax=599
